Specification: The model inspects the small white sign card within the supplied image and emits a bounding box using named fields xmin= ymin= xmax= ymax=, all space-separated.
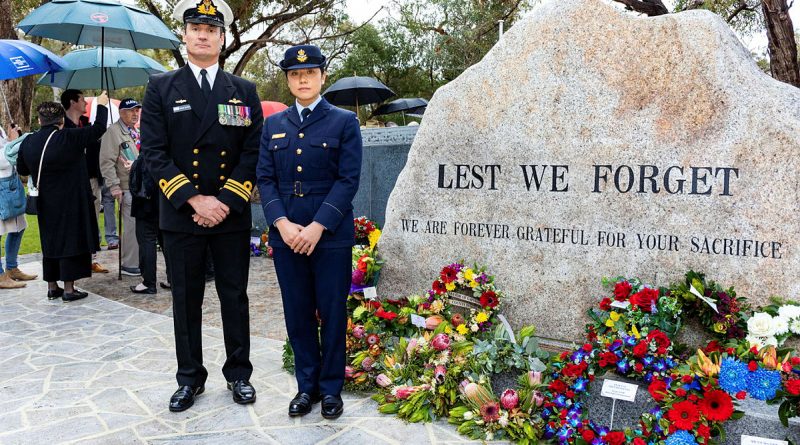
xmin=363 ymin=287 xmax=377 ymax=300
xmin=410 ymin=314 xmax=426 ymax=329
xmin=601 ymin=379 xmax=638 ymax=402
xmin=610 ymin=300 xmax=631 ymax=310
xmin=741 ymin=435 xmax=788 ymax=445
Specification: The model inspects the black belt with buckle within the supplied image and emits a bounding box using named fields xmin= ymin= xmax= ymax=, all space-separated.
xmin=279 ymin=180 xmax=334 ymax=197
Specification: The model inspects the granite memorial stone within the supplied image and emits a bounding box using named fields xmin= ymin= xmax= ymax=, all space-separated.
xmin=377 ymin=0 xmax=800 ymax=342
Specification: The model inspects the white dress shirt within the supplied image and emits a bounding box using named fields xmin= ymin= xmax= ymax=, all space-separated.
xmin=187 ymin=61 xmax=219 ymax=90
xmin=296 ymin=95 xmax=322 ymax=122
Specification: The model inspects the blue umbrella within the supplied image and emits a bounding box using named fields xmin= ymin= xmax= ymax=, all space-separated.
xmin=0 ymin=39 xmax=68 ymax=127
xmin=18 ymin=0 xmax=180 ymax=50
xmin=0 ymin=39 xmax=68 ymax=81
xmin=18 ymin=0 xmax=179 ymax=90
xmin=38 ymin=47 xmax=165 ymax=90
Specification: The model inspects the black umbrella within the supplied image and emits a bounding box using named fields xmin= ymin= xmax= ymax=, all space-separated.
xmin=372 ymin=98 xmax=428 ymax=125
xmin=323 ymin=76 xmax=395 ymax=121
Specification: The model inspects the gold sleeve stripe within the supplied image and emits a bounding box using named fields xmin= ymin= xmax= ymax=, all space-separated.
xmin=162 ymin=176 xmax=189 ymax=195
xmin=159 ymin=174 xmax=188 ymax=193
xmin=223 ymin=183 xmax=250 ymax=201
xmin=164 ymin=178 xmax=191 ymax=199
xmin=226 ymin=178 xmax=253 ymax=191
xmin=224 ymin=181 xmax=250 ymax=196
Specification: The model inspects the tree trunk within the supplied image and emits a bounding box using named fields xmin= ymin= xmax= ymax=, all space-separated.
xmin=0 ymin=0 xmax=35 ymax=131
xmin=762 ymin=0 xmax=800 ymax=87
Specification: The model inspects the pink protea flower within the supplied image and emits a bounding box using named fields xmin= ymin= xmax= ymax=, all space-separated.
xmin=500 ymin=389 xmax=519 ymax=410
xmin=352 ymin=325 xmax=365 ymax=339
xmin=528 ymin=370 xmax=542 ymax=386
xmin=376 ymin=373 xmax=391 ymax=388
xmin=406 ymin=338 xmax=418 ymax=356
xmin=480 ymin=401 xmax=501 ymax=422
xmin=344 ymin=366 xmax=354 ymax=380
xmin=361 ymin=356 xmax=375 ymax=372
xmin=394 ymin=386 xmax=416 ymax=400
xmin=434 ymin=365 xmax=447 ymax=384
xmin=532 ymin=390 xmax=545 ymax=407
xmin=431 ymin=333 xmax=451 ymax=351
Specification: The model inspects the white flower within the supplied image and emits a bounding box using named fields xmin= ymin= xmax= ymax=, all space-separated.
xmin=790 ymin=319 xmax=800 ymax=334
xmin=470 ymin=323 xmax=479 ymax=332
xmin=485 ymin=432 xmax=494 ymax=441
xmin=498 ymin=413 xmax=509 ymax=427
xmin=746 ymin=334 xmax=778 ymax=350
xmin=463 ymin=411 xmax=474 ymax=420
xmin=779 ymin=305 xmax=800 ymax=320
xmin=748 ymin=312 xmax=777 ymax=337
xmin=773 ymin=316 xmax=790 ymax=335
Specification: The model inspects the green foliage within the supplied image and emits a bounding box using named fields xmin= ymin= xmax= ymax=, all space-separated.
xmin=672 ymin=0 xmax=763 ymax=35
xmin=282 ymin=339 xmax=295 ymax=374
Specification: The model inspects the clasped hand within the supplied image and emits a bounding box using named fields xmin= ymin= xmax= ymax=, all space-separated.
xmin=277 ymin=220 xmax=325 ymax=255
xmin=188 ymin=195 xmax=229 ymax=228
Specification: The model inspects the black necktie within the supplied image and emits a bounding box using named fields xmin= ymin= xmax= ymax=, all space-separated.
xmin=301 ymin=108 xmax=311 ymax=122
xmin=200 ymin=69 xmax=211 ymax=99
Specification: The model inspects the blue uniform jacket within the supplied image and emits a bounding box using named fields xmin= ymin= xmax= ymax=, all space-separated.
xmin=257 ymin=98 xmax=362 ymax=249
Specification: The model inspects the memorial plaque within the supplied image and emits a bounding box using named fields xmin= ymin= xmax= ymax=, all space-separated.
xmin=377 ymin=0 xmax=800 ymax=341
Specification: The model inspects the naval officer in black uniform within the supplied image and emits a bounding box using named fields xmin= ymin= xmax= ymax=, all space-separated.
xmin=257 ymin=45 xmax=362 ymax=419
xmin=139 ymin=0 xmax=263 ymax=412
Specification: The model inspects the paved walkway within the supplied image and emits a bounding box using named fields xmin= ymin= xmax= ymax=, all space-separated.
xmin=0 ymin=261 xmax=487 ymax=445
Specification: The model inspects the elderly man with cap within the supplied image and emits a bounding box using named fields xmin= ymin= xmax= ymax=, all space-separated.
xmin=257 ymin=44 xmax=362 ymax=419
xmin=140 ymin=0 xmax=263 ymax=412
xmin=100 ymin=97 xmax=142 ymax=279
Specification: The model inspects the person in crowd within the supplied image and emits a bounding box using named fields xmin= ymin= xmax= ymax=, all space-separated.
xmin=100 ymin=97 xmax=141 ymax=277
xmin=18 ymin=93 xmax=109 ymax=302
xmin=257 ymin=44 xmax=362 ymax=420
xmin=0 ymin=126 xmax=37 ymax=288
xmin=140 ymin=0 xmax=263 ymax=412
xmin=101 ymin=184 xmax=119 ymax=249
xmin=129 ymin=155 xmax=169 ymax=294
xmin=61 ymin=89 xmax=109 ymax=273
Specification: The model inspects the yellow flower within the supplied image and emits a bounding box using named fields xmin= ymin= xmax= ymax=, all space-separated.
xmin=469 ymin=280 xmax=478 ymax=288
xmin=445 ymin=282 xmax=456 ymax=291
xmin=605 ymin=319 xmax=615 ymax=327
xmin=475 ymin=312 xmax=489 ymax=323
xmin=694 ymin=349 xmax=720 ymax=377
xmin=430 ymin=300 xmax=444 ymax=314
xmin=630 ymin=324 xmax=641 ymax=339
xmin=464 ymin=269 xmax=474 ymax=280
xmin=445 ymin=326 xmax=452 ymax=334
xmin=609 ymin=312 xmax=620 ymax=321
xmin=456 ymin=324 xmax=469 ymax=335
xmin=368 ymin=228 xmax=381 ymax=250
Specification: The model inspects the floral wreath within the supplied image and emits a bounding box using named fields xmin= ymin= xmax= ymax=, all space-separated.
xmin=427 ymin=262 xmax=503 ymax=337
xmin=450 ymin=273 xmax=800 ymax=444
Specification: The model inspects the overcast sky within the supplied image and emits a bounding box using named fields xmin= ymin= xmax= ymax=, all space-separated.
xmin=346 ymin=0 xmax=800 ymax=54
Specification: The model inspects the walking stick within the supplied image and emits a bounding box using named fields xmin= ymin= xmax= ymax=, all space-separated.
xmin=117 ymin=196 xmax=122 ymax=280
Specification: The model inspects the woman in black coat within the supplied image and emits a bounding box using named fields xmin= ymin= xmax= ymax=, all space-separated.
xmin=18 ymin=93 xmax=109 ymax=301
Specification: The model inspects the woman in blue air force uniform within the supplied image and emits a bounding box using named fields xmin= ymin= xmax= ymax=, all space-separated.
xmin=256 ymin=44 xmax=362 ymax=420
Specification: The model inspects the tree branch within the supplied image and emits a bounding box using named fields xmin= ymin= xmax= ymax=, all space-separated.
xmin=727 ymin=0 xmax=759 ymax=23
xmin=612 ymin=0 xmax=669 ymax=16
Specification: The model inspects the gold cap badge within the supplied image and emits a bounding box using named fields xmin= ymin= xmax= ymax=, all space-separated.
xmin=197 ymin=0 xmax=216 ymax=16
xmin=296 ymin=49 xmax=308 ymax=63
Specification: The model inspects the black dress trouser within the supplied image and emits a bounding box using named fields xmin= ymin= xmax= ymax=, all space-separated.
xmin=135 ymin=217 xmax=168 ymax=289
xmin=163 ymin=229 xmax=252 ymax=387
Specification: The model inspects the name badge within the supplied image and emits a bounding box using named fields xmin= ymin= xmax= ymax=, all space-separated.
xmin=173 ymin=104 xmax=192 ymax=113
xmin=271 ymin=133 xmax=286 ymax=139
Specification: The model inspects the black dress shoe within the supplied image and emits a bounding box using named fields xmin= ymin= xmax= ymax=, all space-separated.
xmin=169 ymin=385 xmax=204 ymax=412
xmin=62 ymin=290 xmax=88 ymax=302
xmin=321 ymin=394 xmax=343 ymax=419
xmin=288 ymin=392 xmax=320 ymax=417
xmin=159 ymin=281 xmax=171 ymax=290
xmin=227 ymin=380 xmax=256 ymax=404
xmin=130 ymin=285 xmax=156 ymax=294
xmin=47 ymin=287 xmax=64 ymax=300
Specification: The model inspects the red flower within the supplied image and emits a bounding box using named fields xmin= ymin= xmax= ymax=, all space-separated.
xmin=440 ymin=266 xmax=458 ymax=283
xmin=375 ymin=307 xmax=397 ymax=321
xmin=548 ymin=380 xmax=567 ymax=394
xmin=633 ymin=341 xmax=648 ymax=358
xmin=666 ymin=400 xmax=700 ymax=430
xmin=479 ymin=401 xmax=500 ymax=422
xmin=633 ymin=439 xmax=646 ymax=445
xmin=646 ymin=330 xmax=671 ymax=354
xmin=563 ymin=362 xmax=587 ymax=378
xmin=698 ymin=389 xmax=734 ymax=422
xmin=366 ymin=334 xmax=380 ymax=346
xmin=605 ymin=431 xmax=626 ymax=445
xmin=785 ymin=379 xmax=800 ymax=396
xmin=582 ymin=344 xmax=593 ymax=352
xmin=614 ymin=281 xmax=632 ymax=301
xmin=598 ymin=351 xmax=619 ymax=367
xmin=432 ymin=280 xmax=446 ymax=295
xmin=704 ymin=340 xmax=723 ymax=353
xmin=676 ymin=388 xmax=687 ymax=397
xmin=580 ymin=429 xmax=595 ymax=442
xmin=735 ymin=391 xmax=747 ymax=400
xmin=479 ymin=291 xmax=498 ymax=308
xmin=748 ymin=360 xmax=758 ymax=371
xmin=357 ymin=255 xmax=369 ymax=272
xmin=648 ymin=379 xmax=668 ymax=402
xmin=791 ymin=357 xmax=800 ymax=366
xmin=630 ymin=287 xmax=659 ymax=312
xmin=635 ymin=362 xmax=644 ymax=372
xmin=599 ymin=297 xmax=613 ymax=311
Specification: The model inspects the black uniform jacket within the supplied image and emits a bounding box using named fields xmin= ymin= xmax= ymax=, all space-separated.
xmin=140 ymin=64 xmax=263 ymax=234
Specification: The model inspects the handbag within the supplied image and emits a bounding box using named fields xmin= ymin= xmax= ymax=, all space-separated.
xmin=25 ymin=130 xmax=56 ymax=216
xmin=0 ymin=168 xmax=26 ymax=219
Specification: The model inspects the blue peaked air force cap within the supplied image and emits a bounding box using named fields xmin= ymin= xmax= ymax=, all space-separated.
xmin=279 ymin=45 xmax=327 ymax=72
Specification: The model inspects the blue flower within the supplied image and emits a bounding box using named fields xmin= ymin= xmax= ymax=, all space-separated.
xmin=617 ymin=360 xmax=630 ymax=374
xmin=747 ymin=367 xmax=782 ymax=400
xmin=665 ymin=430 xmax=698 ymax=445
xmin=719 ymin=358 xmax=749 ymax=394
xmin=573 ymin=377 xmax=589 ymax=392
